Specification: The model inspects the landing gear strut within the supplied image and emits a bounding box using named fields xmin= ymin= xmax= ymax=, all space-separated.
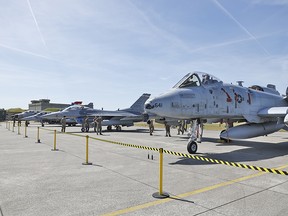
xmin=186 ymin=119 xmax=203 ymax=154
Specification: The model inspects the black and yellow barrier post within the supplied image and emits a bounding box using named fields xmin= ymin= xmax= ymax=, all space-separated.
xmin=51 ymin=130 xmax=59 ymax=151
xmin=152 ymin=148 xmax=169 ymax=199
xmin=36 ymin=127 xmax=41 ymax=143
xmin=82 ymin=135 xmax=92 ymax=165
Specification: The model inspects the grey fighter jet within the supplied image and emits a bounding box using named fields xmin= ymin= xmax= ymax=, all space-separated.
xmin=13 ymin=110 xmax=38 ymax=120
xmin=43 ymin=93 xmax=151 ymax=132
xmin=145 ymin=71 xmax=288 ymax=154
xmin=22 ymin=111 xmax=77 ymax=126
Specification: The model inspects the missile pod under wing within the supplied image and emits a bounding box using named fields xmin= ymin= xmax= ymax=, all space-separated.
xmin=220 ymin=122 xmax=285 ymax=140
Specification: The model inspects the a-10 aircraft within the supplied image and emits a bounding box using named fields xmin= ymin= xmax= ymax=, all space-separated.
xmin=145 ymin=71 xmax=288 ymax=154
xmin=43 ymin=93 xmax=151 ymax=132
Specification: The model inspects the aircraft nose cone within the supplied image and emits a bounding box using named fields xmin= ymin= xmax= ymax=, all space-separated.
xmin=220 ymin=130 xmax=228 ymax=139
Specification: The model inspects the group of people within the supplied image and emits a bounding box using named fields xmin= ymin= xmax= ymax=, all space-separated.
xmin=60 ymin=116 xmax=103 ymax=135
xmin=147 ymin=119 xmax=171 ymax=136
xmin=60 ymin=116 xmax=187 ymax=136
xmin=147 ymin=119 xmax=187 ymax=137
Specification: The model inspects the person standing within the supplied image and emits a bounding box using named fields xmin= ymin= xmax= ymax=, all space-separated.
xmin=61 ymin=116 xmax=66 ymax=132
xmin=93 ymin=116 xmax=97 ymax=132
xmin=177 ymin=120 xmax=185 ymax=135
xmin=95 ymin=116 xmax=102 ymax=135
xmin=84 ymin=116 xmax=89 ymax=132
xmin=177 ymin=120 xmax=183 ymax=135
xmin=164 ymin=121 xmax=171 ymax=137
xmin=147 ymin=119 xmax=154 ymax=135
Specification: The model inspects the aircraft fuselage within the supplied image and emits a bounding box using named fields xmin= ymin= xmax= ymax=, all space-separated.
xmin=146 ymin=82 xmax=287 ymax=123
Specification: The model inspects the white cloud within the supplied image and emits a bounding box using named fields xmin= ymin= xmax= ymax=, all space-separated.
xmin=252 ymin=0 xmax=288 ymax=5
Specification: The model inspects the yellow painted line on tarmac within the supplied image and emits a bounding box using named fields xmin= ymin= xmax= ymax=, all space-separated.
xmin=101 ymin=164 xmax=288 ymax=216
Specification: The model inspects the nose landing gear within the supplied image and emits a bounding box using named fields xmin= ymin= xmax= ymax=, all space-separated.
xmin=187 ymin=140 xmax=198 ymax=154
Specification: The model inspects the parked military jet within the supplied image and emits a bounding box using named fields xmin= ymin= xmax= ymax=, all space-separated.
xmin=43 ymin=93 xmax=151 ymax=132
xmin=13 ymin=110 xmax=38 ymax=120
xmin=145 ymin=71 xmax=288 ymax=154
xmin=22 ymin=111 xmax=77 ymax=126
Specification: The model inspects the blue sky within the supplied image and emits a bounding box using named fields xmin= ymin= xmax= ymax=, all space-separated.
xmin=0 ymin=0 xmax=288 ymax=110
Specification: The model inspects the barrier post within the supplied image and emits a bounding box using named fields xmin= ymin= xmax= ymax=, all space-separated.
xmin=82 ymin=135 xmax=92 ymax=165
xmin=17 ymin=122 xmax=20 ymax=135
xmin=51 ymin=130 xmax=59 ymax=151
xmin=12 ymin=123 xmax=14 ymax=132
xmin=24 ymin=123 xmax=28 ymax=138
xmin=36 ymin=127 xmax=41 ymax=143
xmin=152 ymin=148 xmax=169 ymax=199
xmin=8 ymin=122 xmax=10 ymax=131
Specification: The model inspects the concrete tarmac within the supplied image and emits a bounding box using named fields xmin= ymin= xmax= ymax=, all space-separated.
xmin=0 ymin=122 xmax=288 ymax=216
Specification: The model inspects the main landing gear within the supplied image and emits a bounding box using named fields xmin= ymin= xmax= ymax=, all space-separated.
xmin=187 ymin=119 xmax=203 ymax=154
xmin=81 ymin=127 xmax=89 ymax=132
xmin=106 ymin=125 xmax=122 ymax=131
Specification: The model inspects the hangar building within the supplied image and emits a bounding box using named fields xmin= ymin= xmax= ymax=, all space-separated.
xmin=28 ymin=99 xmax=93 ymax=111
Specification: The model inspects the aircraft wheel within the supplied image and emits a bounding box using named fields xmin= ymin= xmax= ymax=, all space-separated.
xmin=107 ymin=126 xmax=112 ymax=131
xmin=187 ymin=141 xmax=197 ymax=154
xmin=81 ymin=128 xmax=85 ymax=132
xmin=85 ymin=128 xmax=89 ymax=132
xmin=116 ymin=126 xmax=121 ymax=131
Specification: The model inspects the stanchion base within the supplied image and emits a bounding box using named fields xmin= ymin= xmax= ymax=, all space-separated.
xmin=152 ymin=192 xmax=170 ymax=199
xmin=36 ymin=139 xmax=41 ymax=143
xmin=24 ymin=136 xmax=28 ymax=138
xmin=82 ymin=162 xmax=93 ymax=165
xmin=51 ymin=149 xmax=59 ymax=151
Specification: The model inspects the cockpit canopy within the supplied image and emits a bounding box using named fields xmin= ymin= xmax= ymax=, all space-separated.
xmin=62 ymin=105 xmax=85 ymax=111
xmin=173 ymin=72 xmax=222 ymax=88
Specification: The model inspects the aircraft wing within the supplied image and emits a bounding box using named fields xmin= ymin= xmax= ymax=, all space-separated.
xmin=119 ymin=116 xmax=144 ymax=121
xmin=88 ymin=110 xmax=139 ymax=118
xmin=257 ymin=107 xmax=288 ymax=117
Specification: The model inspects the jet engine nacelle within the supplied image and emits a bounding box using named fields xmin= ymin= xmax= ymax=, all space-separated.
xmin=220 ymin=122 xmax=285 ymax=140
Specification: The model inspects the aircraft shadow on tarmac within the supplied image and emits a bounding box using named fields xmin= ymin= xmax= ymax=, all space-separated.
xmin=169 ymin=137 xmax=288 ymax=166
xmin=67 ymin=128 xmax=150 ymax=134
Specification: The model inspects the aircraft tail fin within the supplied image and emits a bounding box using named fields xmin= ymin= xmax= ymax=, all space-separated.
xmin=129 ymin=93 xmax=151 ymax=113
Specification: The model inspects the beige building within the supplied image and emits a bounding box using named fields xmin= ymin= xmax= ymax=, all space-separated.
xmin=29 ymin=99 xmax=93 ymax=111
